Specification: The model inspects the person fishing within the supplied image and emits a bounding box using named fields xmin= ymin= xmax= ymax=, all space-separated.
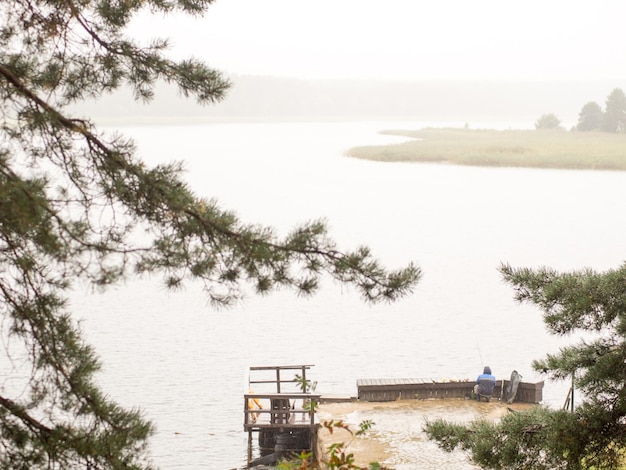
xmin=474 ymin=366 xmax=496 ymax=401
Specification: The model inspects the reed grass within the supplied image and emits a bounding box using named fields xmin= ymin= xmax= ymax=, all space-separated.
xmin=346 ymin=128 xmax=626 ymax=171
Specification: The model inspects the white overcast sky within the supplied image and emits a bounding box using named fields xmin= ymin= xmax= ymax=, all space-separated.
xmin=130 ymin=0 xmax=626 ymax=81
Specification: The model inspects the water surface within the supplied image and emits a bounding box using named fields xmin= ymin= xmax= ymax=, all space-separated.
xmin=66 ymin=121 xmax=626 ymax=468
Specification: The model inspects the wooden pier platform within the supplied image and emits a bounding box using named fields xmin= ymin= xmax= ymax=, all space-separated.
xmin=244 ymin=365 xmax=320 ymax=466
xmin=357 ymin=378 xmax=544 ymax=403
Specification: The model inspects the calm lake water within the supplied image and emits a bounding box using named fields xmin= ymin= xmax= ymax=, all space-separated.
xmin=67 ymin=120 xmax=626 ymax=468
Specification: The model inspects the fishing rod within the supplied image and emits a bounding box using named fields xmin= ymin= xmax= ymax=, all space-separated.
xmin=476 ymin=341 xmax=484 ymax=367
xmin=476 ymin=340 xmax=507 ymax=401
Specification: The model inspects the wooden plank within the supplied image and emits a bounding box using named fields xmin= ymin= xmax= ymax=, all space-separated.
xmin=250 ymin=364 xmax=314 ymax=371
xmin=356 ymin=379 xmax=543 ymax=403
xmin=249 ymin=379 xmax=302 ymax=384
xmin=320 ymin=394 xmax=355 ymax=403
xmin=245 ymin=393 xmax=320 ymax=399
xmin=243 ymin=422 xmax=316 ymax=430
xmin=358 ymin=378 xmax=440 ymax=387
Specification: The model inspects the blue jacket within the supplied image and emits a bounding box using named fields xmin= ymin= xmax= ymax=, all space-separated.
xmin=476 ymin=371 xmax=496 ymax=396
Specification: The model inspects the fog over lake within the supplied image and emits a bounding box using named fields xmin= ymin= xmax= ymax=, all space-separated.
xmin=5 ymin=0 xmax=626 ymax=468
xmin=66 ymin=120 xmax=626 ymax=468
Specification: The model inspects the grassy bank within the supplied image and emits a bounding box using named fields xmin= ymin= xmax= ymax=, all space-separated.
xmin=346 ymin=128 xmax=626 ymax=171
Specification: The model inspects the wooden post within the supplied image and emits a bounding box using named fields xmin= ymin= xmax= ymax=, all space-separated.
xmin=247 ymin=430 xmax=252 ymax=465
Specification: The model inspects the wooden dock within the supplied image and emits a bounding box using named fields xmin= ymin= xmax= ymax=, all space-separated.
xmin=357 ymin=378 xmax=544 ymax=403
xmin=244 ymin=365 xmax=320 ymax=467
xmin=242 ymin=368 xmax=544 ymax=466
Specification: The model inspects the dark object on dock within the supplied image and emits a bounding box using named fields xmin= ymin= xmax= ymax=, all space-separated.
xmin=357 ymin=378 xmax=543 ymax=403
xmin=505 ymin=370 xmax=522 ymax=404
xmin=248 ymin=432 xmax=302 ymax=468
xmin=248 ymin=452 xmax=277 ymax=468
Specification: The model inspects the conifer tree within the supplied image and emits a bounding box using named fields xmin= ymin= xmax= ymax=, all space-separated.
xmin=0 ymin=1 xmax=421 ymax=467
xmin=602 ymin=88 xmax=626 ymax=133
xmin=576 ymin=101 xmax=604 ymax=131
xmin=425 ymin=263 xmax=626 ymax=469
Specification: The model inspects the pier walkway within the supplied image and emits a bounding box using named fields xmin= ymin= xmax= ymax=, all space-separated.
xmin=357 ymin=378 xmax=544 ymax=403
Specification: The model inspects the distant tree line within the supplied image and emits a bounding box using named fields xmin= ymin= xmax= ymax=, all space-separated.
xmin=535 ymin=87 xmax=626 ymax=132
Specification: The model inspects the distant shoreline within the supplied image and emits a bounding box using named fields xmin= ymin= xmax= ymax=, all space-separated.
xmin=88 ymin=117 xmax=626 ymax=172
xmin=90 ymin=115 xmax=535 ymax=127
xmin=72 ymin=76 xmax=626 ymax=126
xmin=346 ymin=127 xmax=626 ymax=171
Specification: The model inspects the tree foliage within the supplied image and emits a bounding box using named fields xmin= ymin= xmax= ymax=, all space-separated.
xmin=602 ymin=88 xmax=626 ymax=133
xmin=0 ymin=1 xmax=421 ymax=468
xmin=425 ymin=262 xmax=626 ymax=469
xmin=534 ymin=113 xmax=562 ymax=130
xmin=425 ymin=407 xmax=586 ymax=470
xmin=576 ymin=101 xmax=604 ymax=131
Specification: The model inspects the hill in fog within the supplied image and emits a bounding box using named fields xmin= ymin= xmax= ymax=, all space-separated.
xmin=71 ymin=75 xmax=625 ymax=125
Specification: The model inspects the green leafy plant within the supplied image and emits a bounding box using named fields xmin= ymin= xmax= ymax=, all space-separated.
xmin=294 ymin=374 xmax=318 ymax=392
xmin=277 ymin=419 xmax=391 ymax=470
xmin=294 ymin=375 xmax=319 ymax=414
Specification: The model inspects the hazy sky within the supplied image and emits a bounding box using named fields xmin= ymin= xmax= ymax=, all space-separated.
xmin=131 ymin=0 xmax=626 ymax=81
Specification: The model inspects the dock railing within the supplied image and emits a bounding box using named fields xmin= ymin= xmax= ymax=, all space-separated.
xmin=244 ymin=392 xmax=321 ymax=429
xmin=245 ymin=364 xmax=318 ymax=430
xmin=248 ymin=364 xmax=315 ymax=393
